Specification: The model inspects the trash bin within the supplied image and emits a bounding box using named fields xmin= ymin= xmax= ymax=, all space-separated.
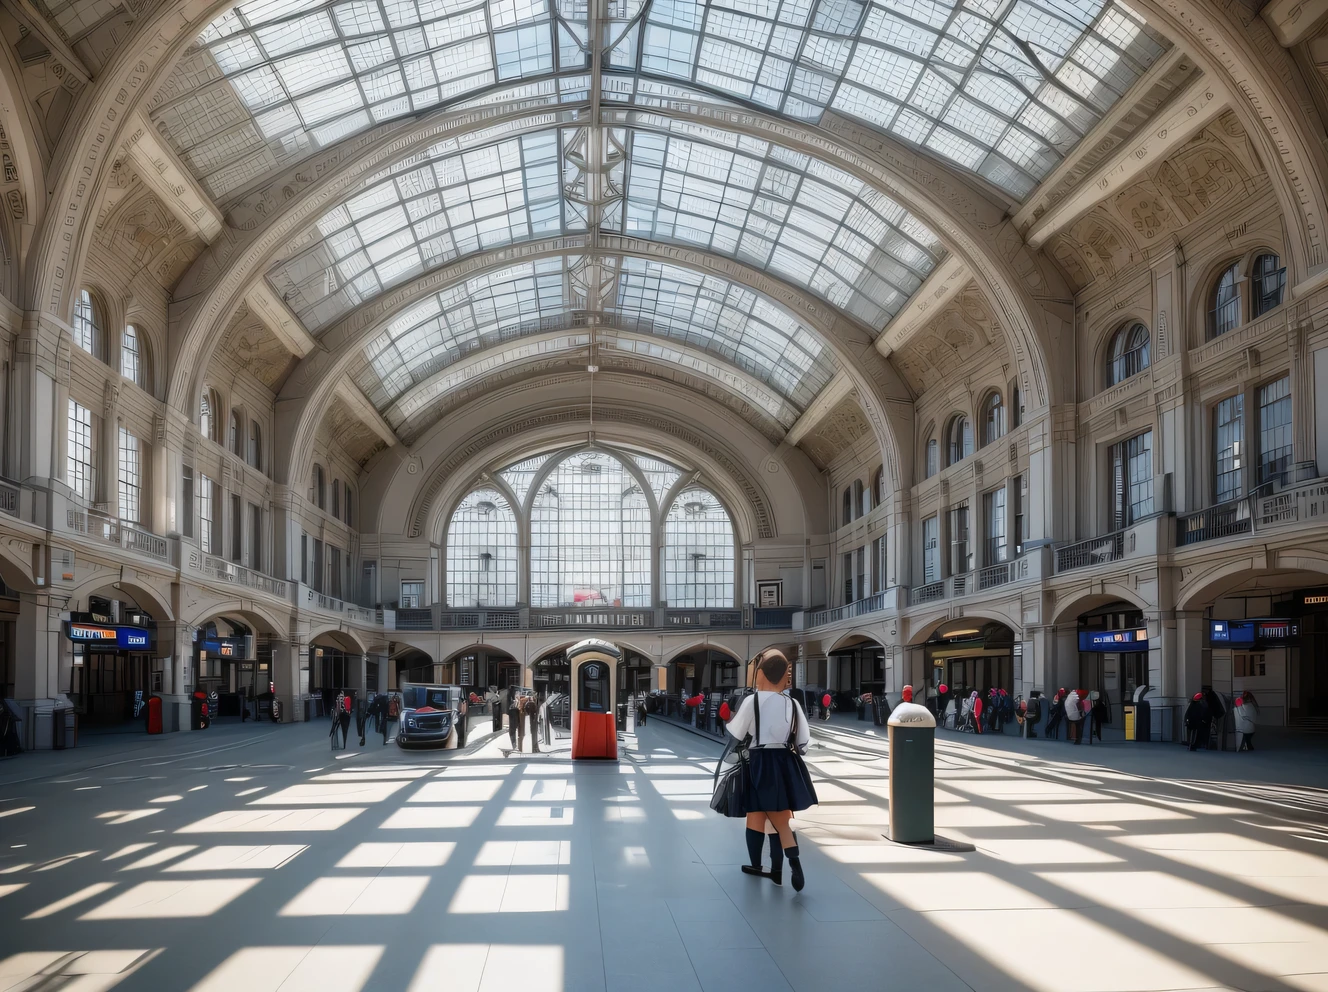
xmin=887 ymin=686 xmax=937 ymax=844
xmin=146 ymin=696 xmax=163 ymax=735
xmin=52 ymin=708 xmax=72 ymax=749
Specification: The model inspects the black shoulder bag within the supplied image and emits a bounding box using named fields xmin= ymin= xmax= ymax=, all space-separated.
xmin=710 ymin=692 xmax=759 ymax=818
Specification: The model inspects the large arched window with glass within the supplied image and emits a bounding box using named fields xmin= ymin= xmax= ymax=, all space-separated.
xmin=1105 ymin=322 xmax=1150 ymax=387
xmin=980 ymin=392 xmax=1005 ymax=447
xmin=664 ymin=488 xmax=735 ymax=609
xmin=446 ymin=489 xmax=519 ymax=607
xmin=1210 ymin=263 xmax=1241 ymax=339
xmin=530 ymin=452 xmax=651 ymax=608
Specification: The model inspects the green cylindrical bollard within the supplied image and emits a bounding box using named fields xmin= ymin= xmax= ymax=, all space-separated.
xmin=888 ymin=698 xmax=937 ymax=844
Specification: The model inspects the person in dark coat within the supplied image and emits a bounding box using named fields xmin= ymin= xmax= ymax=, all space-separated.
xmin=503 ymin=685 xmax=520 ymax=748
xmin=1045 ymin=688 xmax=1067 ymax=739
xmin=1184 ymin=692 xmax=1210 ymax=750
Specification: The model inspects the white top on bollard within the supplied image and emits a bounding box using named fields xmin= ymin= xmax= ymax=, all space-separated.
xmin=888 ymin=701 xmax=936 ymax=728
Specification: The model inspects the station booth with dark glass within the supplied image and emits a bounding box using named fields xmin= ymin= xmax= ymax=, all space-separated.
xmin=66 ymin=598 xmax=157 ymax=726
xmin=1076 ymin=604 xmax=1148 ymax=725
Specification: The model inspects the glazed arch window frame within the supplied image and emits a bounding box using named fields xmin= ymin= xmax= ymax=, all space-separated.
xmin=1104 ymin=321 xmax=1151 ymax=388
xmin=946 ymin=414 xmax=974 ymax=467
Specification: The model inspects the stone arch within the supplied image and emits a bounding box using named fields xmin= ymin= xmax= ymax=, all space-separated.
xmin=1177 ymin=553 xmax=1328 ymax=612
xmin=412 ymin=398 xmax=777 ymax=545
xmin=274 ymin=238 xmax=910 ymax=499
xmin=182 ymin=600 xmax=287 ymax=637
xmin=906 ymin=611 xmax=1022 ymax=646
xmin=308 ymin=626 xmax=369 ymax=655
xmin=1051 ymin=587 xmax=1153 ymax=626
xmin=662 ymin=641 xmax=746 ymax=667
xmin=70 ymin=575 xmax=174 ymax=623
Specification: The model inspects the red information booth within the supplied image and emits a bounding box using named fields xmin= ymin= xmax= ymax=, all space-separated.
xmin=568 ymin=638 xmax=619 ymax=760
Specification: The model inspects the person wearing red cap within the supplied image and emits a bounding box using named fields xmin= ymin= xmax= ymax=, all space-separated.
xmin=1184 ymin=691 xmax=1211 ymax=751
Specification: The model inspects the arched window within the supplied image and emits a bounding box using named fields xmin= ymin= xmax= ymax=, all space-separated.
xmin=200 ymin=388 xmax=221 ymax=442
xmin=1105 ymin=322 xmax=1150 ymax=386
xmin=1252 ymin=253 xmax=1285 ymax=317
xmin=946 ymin=415 xmax=972 ymax=466
xmin=229 ymin=410 xmax=242 ymax=455
xmin=121 ymin=324 xmax=143 ymax=387
xmin=312 ymin=464 xmax=325 ymax=509
xmin=980 ymin=391 xmax=1005 ymax=447
xmin=530 ymin=451 xmax=650 ymax=608
xmin=446 ymin=488 xmax=518 ymax=607
xmin=664 ymin=488 xmax=735 ymax=608
xmin=73 ymin=289 xmax=101 ymax=359
xmin=1210 ymin=262 xmax=1241 ymax=338
xmin=248 ymin=420 xmax=262 ymax=469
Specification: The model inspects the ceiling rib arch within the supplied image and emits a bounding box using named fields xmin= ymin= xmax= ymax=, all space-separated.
xmin=274 ymin=235 xmax=912 ymax=499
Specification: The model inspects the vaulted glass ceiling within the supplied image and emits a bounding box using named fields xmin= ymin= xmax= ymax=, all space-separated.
xmin=266 ymin=122 xmax=943 ymax=332
xmin=352 ymin=254 xmax=837 ymax=422
xmin=156 ymin=0 xmax=1166 ymax=202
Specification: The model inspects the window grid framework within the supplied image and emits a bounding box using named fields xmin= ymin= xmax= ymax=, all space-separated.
xmin=121 ymin=324 xmax=142 ymax=386
xmin=1110 ymin=429 xmax=1153 ymax=529
xmin=530 ymin=452 xmax=651 ymax=608
xmin=446 ymin=487 xmax=519 ymax=607
xmin=1258 ymin=376 xmax=1292 ymax=485
xmin=118 ymin=428 xmax=142 ymax=524
xmin=198 ymin=473 xmax=217 ymax=555
xmin=66 ymin=400 xmax=96 ymax=502
xmin=1213 ymin=393 xmax=1243 ymax=504
xmin=632 ymin=0 xmax=1166 ymax=197
xmin=664 ymin=487 xmax=735 ymax=609
xmin=984 ymin=485 xmax=1007 ymax=565
xmin=74 ymin=290 xmax=100 ymax=358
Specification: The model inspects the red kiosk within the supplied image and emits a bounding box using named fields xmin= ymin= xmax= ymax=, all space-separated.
xmin=568 ymin=638 xmax=619 ymax=760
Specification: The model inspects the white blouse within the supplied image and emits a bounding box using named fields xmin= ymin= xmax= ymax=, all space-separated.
xmin=726 ymin=691 xmax=811 ymax=748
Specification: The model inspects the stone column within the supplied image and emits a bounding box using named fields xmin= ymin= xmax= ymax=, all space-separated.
xmin=271 ymin=638 xmax=306 ymax=722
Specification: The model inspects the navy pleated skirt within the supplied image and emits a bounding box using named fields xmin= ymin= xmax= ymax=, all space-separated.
xmin=744 ymin=747 xmax=818 ymax=813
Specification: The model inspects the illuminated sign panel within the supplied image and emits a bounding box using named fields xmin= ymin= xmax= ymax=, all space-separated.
xmin=1078 ymin=628 xmax=1149 ymax=652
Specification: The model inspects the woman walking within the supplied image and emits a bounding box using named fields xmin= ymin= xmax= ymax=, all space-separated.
xmin=724 ymin=649 xmax=816 ymax=891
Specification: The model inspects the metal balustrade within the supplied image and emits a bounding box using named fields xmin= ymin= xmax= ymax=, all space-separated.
xmin=188 ymin=550 xmax=288 ymax=598
xmin=1055 ymin=531 xmax=1125 ymax=572
xmin=1177 ymin=499 xmax=1251 ymax=546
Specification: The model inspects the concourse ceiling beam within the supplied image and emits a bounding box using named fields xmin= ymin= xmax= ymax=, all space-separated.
xmin=783 ymin=371 xmax=855 ymax=446
xmin=334 ymin=375 xmax=398 ymax=448
xmin=1019 ymin=71 xmax=1230 ymax=250
xmin=874 ymin=255 xmax=970 ymax=361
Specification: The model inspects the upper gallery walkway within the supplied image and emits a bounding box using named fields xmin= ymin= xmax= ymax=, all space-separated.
xmin=1 ymin=717 xmax=1326 ymax=991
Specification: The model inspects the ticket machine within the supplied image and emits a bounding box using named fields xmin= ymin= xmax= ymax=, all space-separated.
xmin=569 ymin=638 xmax=619 ymax=760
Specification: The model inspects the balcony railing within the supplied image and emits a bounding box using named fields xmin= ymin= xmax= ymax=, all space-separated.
xmin=66 ymin=507 xmax=170 ymax=562
xmin=910 ymin=581 xmax=945 ymax=605
xmin=0 ymin=479 xmax=18 ymax=517
xmin=188 ymin=550 xmax=288 ymax=599
xmin=1055 ymin=530 xmax=1125 ymax=573
xmin=1177 ymin=499 xmax=1251 ymax=546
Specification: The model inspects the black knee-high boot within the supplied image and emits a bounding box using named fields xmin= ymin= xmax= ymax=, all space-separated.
xmin=784 ymin=843 xmax=804 ymax=892
xmin=742 ymin=828 xmax=765 ymax=876
xmin=767 ymin=833 xmax=785 ymax=885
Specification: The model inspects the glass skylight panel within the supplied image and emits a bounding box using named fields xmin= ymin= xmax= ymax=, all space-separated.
xmin=153 ymin=0 xmax=566 ymax=200
xmin=624 ymin=0 xmax=1167 ymax=198
xmin=267 ymin=130 xmax=580 ymax=330
xmin=616 ymin=128 xmax=938 ymax=329
xmin=612 ymin=257 xmax=835 ymax=409
xmin=355 ymin=256 xmax=571 ymax=407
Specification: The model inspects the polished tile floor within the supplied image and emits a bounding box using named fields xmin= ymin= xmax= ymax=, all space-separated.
xmin=0 ymin=718 xmax=1326 ymax=991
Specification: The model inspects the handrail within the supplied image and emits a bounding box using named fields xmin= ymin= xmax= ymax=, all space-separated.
xmin=1177 ymin=498 xmax=1251 ymax=546
xmin=1055 ymin=530 xmax=1125 ymax=573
